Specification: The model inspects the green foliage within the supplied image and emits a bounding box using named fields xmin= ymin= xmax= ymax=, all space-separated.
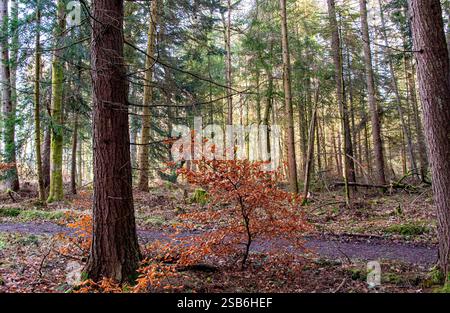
xmin=384 ymin=223 xmax=429 ymax=236
xmin=348 ymin=268 xmax=367 ymax=281
xmin=0 ymin=234 xmax=7 ymax=250
xmin=19 ymin=210 xmax=65 ymax=221
xmin=0 ymin=207 xmax=21 ymax=217
xmin=0 ymin=207 xmax=64 ymax=221
xmin=190 ymin=188 xmax=209 ymax=205
xmin=426 ymin=266 xmax=445 ymax=286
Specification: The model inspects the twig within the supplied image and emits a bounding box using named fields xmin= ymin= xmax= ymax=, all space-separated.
xmin=332 ymin=277 xmax=348 ymax=293
xmin=38 ymin=241 xmax=56 ymax=277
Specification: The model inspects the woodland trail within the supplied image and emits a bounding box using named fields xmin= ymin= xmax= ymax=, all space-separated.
xmin=0 ymin=222 xmax=437 ymax=267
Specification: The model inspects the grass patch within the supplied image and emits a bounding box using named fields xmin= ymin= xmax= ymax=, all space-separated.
xmin=142 ymin=215 xmax=167 ymax=227
xmin=0 ymin=207 xmax=21 ymax=217
xmin=0 ymin=207 xmax=65 ymax=221
xmin=19 ymin=210 xmax=65 ymax=221
xmin=384 ymin=223 xmax=429 ymax=236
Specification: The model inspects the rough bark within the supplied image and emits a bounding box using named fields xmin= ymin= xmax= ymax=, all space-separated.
xmin=86 ymin=0 xmax=141 ymax=282
xmin=137 ymin=0 xmax=158 ymax=192
xmin=279 ymin=0 xmax=298 ymax=193
xmin=359 ymin=0 xmax=386 ymax=186
xmin=409 ymin=0 xmax=450 ymax=278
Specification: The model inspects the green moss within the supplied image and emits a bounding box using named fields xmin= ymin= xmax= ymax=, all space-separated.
xmin=348 ymin=268 xmax=367 ymax=281
xmin=0 ymin=234 xmax=7 ymax=250
xmin=47 ymin=44 xmax=65 ymax=203
xmin=190 ymin=188 xmax=209 ymax=205
xmin=16 ymin=234 xmax=39 ymax=246
xmin=382 ymin=273 xmax=402 ymax=284
xmin=0 ymin=207 xmax=21 ymax=217
xmin=429 ymin=266 xmax=445 ymax=285
xmin=434 ymin=280 xmax=450 ymax=293
xmin=384 ymin=223 xmax=429 ymax=236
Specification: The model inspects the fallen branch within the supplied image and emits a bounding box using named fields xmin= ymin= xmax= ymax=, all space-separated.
xmin=330 ymin=181 xmax=422 ymax=192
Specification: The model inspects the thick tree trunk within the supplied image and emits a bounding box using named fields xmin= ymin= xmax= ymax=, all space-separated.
xmin=42 ymin=127 xmax=51 ymax=189
xmin=34 ymin=3 xmax=45 ymax=201
xmin=359 ymin=0 xmax=386 ymax=186
xmin=0 ymin=0 xmax=19 ymax=191
xmin=409 ymin=0 xmax=450 ymax=279
xmin=47 ymin=0 xmax=65 ymax=202
xmin=85 ymin=0 xmax=141 ymax=282
xmin=280 ymin=0 xmax=298 ymax=193
xmin=137 ymin=0 xmax=158 ymax=192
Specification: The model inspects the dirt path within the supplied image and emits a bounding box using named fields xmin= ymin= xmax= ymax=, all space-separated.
xmin=0 ymin=222 xmax=437 ymax=267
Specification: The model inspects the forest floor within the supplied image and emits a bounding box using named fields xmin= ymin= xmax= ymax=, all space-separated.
xmin=0 ymin=182 xmax=444 ymax=293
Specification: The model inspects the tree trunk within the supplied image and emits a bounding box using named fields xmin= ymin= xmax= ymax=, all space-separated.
xmin=70 ymin=113 xmax=78 ymax=195
xmin=85 ymin=0 xmax=141 ymax=282
xmin=406 ymin=55 xmax=428 ymax=181
xmin=263 ymin=67 xmax=273 ymax=159
xmin=378 ymin=0 xmax=418 ymax=178
xmin=303 ymin=84 xmax=320 ymax=204
xmin=359 ymin=0 xmax=386 ymax=186
xmin=137 ymin=0 xmax=158 ymax=192
xmin=42 ymin=127 xmax=51 ymax=189
xmin=0 ymin=0 xmax=19 ymax=191
xmin=34 ymin=3 xmax=45 ymax=201
xmin=409 ymin=0 xmax=450 ymax=279
xmin=47 ymin=0 xmax=65 ymax=202
xmin=327 ymin=0 xmax=353 ymax=206
xmin=224 ymin=0 xmax=233 ymax=125
xmin=77 ymin=135 xmax=82 ymax=186
xmin=279 ymin=0 xmax=298 ymax=193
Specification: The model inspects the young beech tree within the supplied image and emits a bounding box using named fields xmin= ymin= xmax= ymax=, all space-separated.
xmin=409 ymin=0 xmax=450 ymax=279
xmin=85 ymin=0 xmax=141 ymax=282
